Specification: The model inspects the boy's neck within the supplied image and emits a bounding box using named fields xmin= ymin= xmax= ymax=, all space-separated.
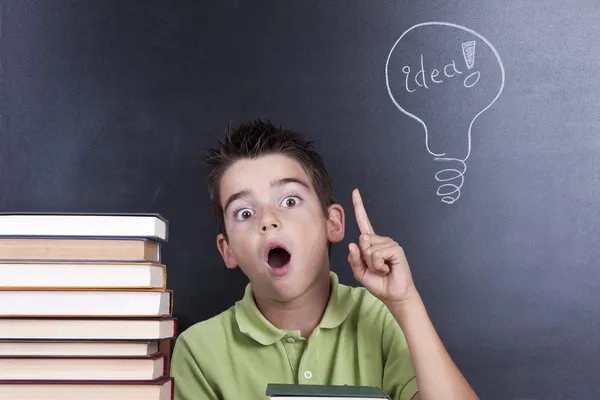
xmin=253 ymin=268 xmax=332 ymax=340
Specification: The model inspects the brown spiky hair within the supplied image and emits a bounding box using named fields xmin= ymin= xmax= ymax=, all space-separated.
xmin=204 ymin=118 xmax=337 ymax=256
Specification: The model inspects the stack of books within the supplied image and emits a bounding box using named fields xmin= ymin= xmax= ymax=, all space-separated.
xmin=0 ymin=213 xmax=176 ymax=400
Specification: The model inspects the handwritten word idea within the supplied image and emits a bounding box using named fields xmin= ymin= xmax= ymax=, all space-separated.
xmin=402 ymin=41 xmax=480 ymax=93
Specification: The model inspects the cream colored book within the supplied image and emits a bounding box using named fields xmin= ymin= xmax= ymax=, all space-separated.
xmin=0 ymin=317 xmax=176 ymax=340
xmin=0 ymin=340 xmax=160 ymax=357
xmin=0 ymin=377 xmax=173 ymax=400
xmin=0 ymin=261 xmax=166 ymax=289
xmin=0 ymin=289 xmax=172 ymax=317
xmin=0 ymin=353 xmax=167 ymax=381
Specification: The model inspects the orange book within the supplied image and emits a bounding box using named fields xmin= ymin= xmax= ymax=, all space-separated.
xmin=0 ymin=237 xmax=161 ymax=262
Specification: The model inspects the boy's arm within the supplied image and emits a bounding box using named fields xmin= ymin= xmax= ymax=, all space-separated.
xmin=348 ymin=188 xmax=478 ymax=400
xmin=170 ymin=333 xmax=219 ymax=400
xmin=384 ymin=289 xmax=475 ymax=400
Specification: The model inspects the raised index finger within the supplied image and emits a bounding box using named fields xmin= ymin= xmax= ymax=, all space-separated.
xmin=352 ymin=188 xmax=375 ymax=235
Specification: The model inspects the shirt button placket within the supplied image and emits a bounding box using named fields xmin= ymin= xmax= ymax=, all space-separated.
xmin=282 ymin=333 xmax=305 ymax=379
xmin=299 ymin=329 xmax=319 ymax=384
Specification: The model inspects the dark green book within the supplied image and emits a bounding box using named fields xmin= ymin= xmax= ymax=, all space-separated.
xmin=265 ymin=383 xmax=391 ymax=399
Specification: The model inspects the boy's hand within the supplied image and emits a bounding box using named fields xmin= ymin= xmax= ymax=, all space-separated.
xmin=347 ymin=188 xmax=417 ymax=304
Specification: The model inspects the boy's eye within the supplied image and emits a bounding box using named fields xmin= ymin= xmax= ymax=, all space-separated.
xmin=233 ymin=196 xmax=301 ymax=221
xmin=281 ymin=196 xmax=302 ymax=208
xmin=234 ymin=208 xmax=254 ymax=221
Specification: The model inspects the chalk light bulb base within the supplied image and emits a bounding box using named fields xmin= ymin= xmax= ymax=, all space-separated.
xmin=433 ymin=157 xmax=467 ymax=204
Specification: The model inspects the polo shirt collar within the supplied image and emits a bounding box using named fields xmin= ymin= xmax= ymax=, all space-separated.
xmin=319 ymin=271 xmax=355 ymax=329
xmin=235 ymin=271 xmax=355 ymax=345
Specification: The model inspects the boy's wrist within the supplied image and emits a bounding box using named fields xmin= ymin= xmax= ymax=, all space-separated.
xmin=383 ymin=286 xmax=425 ymax=326
xmin=382 ymin=283 xmax=419 ymax=307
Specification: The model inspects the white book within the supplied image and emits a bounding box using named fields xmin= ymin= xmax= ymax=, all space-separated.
xmin=0 ymin=262 xmax=166 ymax=289
xmin=0 ymin=290 xmax=171 ymax=317
xmin=0 ymin=213 xmax=168 ymax=242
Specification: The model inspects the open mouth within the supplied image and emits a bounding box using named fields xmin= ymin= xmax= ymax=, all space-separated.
xmin=267 ymin=246 xmax=291 ymax=269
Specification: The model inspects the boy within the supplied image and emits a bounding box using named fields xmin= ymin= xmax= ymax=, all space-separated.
xmin=170 ymin=119 xmax=478 ymax=400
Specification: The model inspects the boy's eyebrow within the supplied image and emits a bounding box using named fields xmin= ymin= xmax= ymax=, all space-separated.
xmin=222 ymin=177 xmax=310 ymax=214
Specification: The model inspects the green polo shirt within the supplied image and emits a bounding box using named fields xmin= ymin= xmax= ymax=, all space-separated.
xmin=170 ymin=271 xmax=418 ymax=400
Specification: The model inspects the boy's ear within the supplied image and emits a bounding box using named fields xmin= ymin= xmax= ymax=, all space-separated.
xmin=216 ymin=233 xmax=238 ymax=269
xmin=326 ymin=203 xmax=345 ymax=244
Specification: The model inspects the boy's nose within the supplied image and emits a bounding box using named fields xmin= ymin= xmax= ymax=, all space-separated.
xmin=259 ymin=206 xmax=281 ymax=232
xmin=261 ymin=222 xmax=279 ymax=232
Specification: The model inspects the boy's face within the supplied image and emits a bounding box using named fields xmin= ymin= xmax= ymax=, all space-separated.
xmin=216 ymin=154 xmax=345 ymax=303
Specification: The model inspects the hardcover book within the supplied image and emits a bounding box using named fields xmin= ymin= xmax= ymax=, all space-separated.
xmin=0 ymin=376 xmax=173 ymax=399
xmin=265 ymin=384 xmax=391 ymax=399
xmin=0 ymin=213 xmax=168 ymax=242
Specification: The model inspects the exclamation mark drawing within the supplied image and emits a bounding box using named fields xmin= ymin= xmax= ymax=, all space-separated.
xmin=461 ymin=40 xmax=480 ymax=88
xmin=462 ymin=40 xmax=476 ymax=69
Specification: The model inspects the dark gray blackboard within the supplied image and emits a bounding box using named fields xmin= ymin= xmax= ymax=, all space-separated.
xmin=1 ymin=1 xmax=599 ymax=398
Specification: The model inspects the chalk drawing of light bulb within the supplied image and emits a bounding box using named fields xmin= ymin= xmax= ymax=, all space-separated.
xmin=385 ymin=22 xmax=505 ymax=204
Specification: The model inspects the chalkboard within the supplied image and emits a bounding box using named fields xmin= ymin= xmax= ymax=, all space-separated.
xmin=1 ymin=1 xmax=599 ymax=398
